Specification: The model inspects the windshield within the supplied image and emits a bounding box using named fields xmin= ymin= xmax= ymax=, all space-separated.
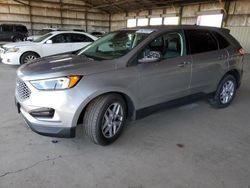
xmin=78 ymin=29 xmax=154 ymax=60
xmin=38 ymin=29 xmax=53 ymax=35
xmin=33 ymin=33 xmax=53 ymax=42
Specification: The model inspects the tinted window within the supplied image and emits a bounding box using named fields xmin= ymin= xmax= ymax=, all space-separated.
xmin=185 ymin=29 xmax=218 ymax=54
xmin=2 ymin=25 xmax=13 ymax=32
xmin=71 ymin=33 xmax=94 ymax=42
xmin=51 ymin=34 xmax=72 ymax=43
xmin=139 ymin=32 xmax=183 ymax=60
xmin=16 ymin=26 xmax=27 ymax=32
xmin=212 ymin=31 xmax=229 ymax=49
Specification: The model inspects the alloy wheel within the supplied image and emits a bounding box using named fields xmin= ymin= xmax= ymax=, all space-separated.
xmin=24 ymin=55 xmax=37 ymax=64
xmin=102 ymin=103 xmax=124 ymax=138
xmin=220 ymin=80 xmax=235 ymax=104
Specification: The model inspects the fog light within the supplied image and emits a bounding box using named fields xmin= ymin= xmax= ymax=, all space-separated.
xmin=7 ymin=59 xmax=10 ymax=62
xmin=29 ymin=108 xmax=55 ymax=118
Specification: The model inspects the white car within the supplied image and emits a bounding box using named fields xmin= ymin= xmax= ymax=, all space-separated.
xmin=0 ymin=31 xmax=97 ymax=65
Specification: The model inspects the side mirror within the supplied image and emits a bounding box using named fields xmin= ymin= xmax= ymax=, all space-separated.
xmin=138 ymin=51 xmax=161 ymax=63
xmin=45 ymin=39 xmax=53 ymax=44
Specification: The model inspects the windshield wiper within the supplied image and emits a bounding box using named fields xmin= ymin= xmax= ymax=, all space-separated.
xmin=80 ymin=53 xmax=106 ymax=61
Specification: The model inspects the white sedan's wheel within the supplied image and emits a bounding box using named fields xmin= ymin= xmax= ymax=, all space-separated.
xmin=20 ymin=52 xmax=39 ymax=64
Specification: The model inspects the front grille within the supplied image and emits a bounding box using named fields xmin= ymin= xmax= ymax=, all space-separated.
xmin=16 ymin=78 xmax=31 ymax=101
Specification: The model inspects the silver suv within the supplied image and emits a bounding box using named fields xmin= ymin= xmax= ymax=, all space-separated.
xmin=15 ymin=26 xmax=244 ymax=145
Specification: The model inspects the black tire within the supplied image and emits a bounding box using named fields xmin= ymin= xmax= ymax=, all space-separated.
xmin=13 ymin=36 xmax=22 ymax=42
xmin=20 ymin=52 xmax=39 ymax=65
xmin=209 ymin=75 xmax=237 ymax=108
xmin=83 ymin=94 xmax=127 ymax=145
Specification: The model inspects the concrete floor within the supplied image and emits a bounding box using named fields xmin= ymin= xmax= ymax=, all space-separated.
xmin=0 ymin=57 xmax=250 ymax=188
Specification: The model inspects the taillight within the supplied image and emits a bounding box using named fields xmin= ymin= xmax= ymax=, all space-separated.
xmin=238 ymin=48 xmax=244 ymax=56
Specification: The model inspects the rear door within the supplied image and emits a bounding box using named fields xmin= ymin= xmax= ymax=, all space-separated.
xmin=70 ymin=33 xmax=95 ymax=51
xmin=137 ymin=30 xmax=192 ymax=108
xmin=185 ymin=29 xmax=229 ymax=94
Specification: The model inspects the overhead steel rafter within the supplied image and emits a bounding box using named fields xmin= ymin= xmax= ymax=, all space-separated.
xmin=13 ymin=0 xmax=218 ymax=14
xmin=84 ymin=0 xmax=218 ymax=13
xmin=103 ymin=0 xmax=126 ymax=12
xmin=92 ymin=0 xmax=129 ymax=8
xmin=13 ymin=0 xmax=29 ymax=5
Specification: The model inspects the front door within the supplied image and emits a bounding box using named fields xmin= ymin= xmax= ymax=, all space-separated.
xmin=42 ymin=33 xmax=73 ymax=57
xmin=138 ymin=31 xmax=192 ymax=108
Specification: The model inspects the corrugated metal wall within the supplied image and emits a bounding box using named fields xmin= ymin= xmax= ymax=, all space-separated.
xmin=228 ymin=27 xmax=250 ymax=53
xmin=0 ymin=0 xmax=110 ymax=34
xmin=1 ymin=0 xmax=250 ymax=49
xmin=111 ymin=0 xmax=250 ymax=55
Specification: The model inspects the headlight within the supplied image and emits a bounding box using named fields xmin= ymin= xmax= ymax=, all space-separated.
xmin=6 ymin=47 xmax=19 ymax=53
xmin=30 ymin=76 xmax=82 ymax=90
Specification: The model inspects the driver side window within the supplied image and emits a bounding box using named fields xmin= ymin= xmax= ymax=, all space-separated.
xmin=139 ymin=32 xmax=183 ymax=62
xmin=51 ymin=34 xmax=71 ymax=43
xmin=163 ymin=33 xmax=183 ymax=59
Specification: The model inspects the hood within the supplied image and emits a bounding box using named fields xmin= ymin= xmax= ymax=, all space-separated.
xmin=17 ymin=54 xmax=116 ymax=81
xmin=3 ymin=41 xmax=37 ymax=48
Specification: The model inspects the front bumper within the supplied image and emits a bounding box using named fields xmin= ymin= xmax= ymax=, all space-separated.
xmin=15 ymin=79 xmax=85 ymax=138
xmin=0 ymin=52 xmax=21 ymax=65
xmin=16 ymin=99 xmax=76 ymax=138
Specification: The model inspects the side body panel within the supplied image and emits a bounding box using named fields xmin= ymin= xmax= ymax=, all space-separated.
xmin=185 ymin=29 xmax=230 ymax=94
xmin=190 ymin=49 xmax=229 ymax=94
xmin=138 ymin=55 xmax=192 ymax=108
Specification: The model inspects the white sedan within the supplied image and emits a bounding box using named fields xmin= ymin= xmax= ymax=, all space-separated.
xmin=0 ymin=31 xmax=97 ymax=65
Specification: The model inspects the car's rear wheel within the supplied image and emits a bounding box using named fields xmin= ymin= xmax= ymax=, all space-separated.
xmin=20 ymin=52 xmax=39 ymax=64
xmin=83 ymin=94 xmax=127 ymax=145
xmin=209 ymin=75 xmax=237 ymax=108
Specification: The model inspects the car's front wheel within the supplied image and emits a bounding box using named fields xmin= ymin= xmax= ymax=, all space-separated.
xmin=209 ymin=74 xmax=237 ymax=108
xmin=83 ymin=94 xmax=127 ymax=145
xmin=20 ymin=52 xmax=39 ymax=64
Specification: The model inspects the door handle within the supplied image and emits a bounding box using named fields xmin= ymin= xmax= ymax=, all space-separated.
xmin=177 ymin=61 xmax=190 ymax=67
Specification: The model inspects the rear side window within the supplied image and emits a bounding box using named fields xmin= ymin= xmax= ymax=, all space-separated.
xmin=2 ymin=25 xmax=13 ymax=32
xmin=16 ymin=26 xmax=27 ymax=33
xmin=51 ymin=33 xmax=72 ymax=43
xmin=185 ymin=29 xmax=218 ymax=54
xmin=71 ymin=33 xmax=94 ymax=42
xmin=212 ymin=31 xmax=229 ymax=49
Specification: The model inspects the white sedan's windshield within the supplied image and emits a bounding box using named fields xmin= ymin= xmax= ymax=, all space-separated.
xmin=33 ymin=33 xmax=53 ymax=43
xmin=38 ymin=29 xmax=53 ymax=35
xmin=78 ymin=29 xmax=154 ymax=60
